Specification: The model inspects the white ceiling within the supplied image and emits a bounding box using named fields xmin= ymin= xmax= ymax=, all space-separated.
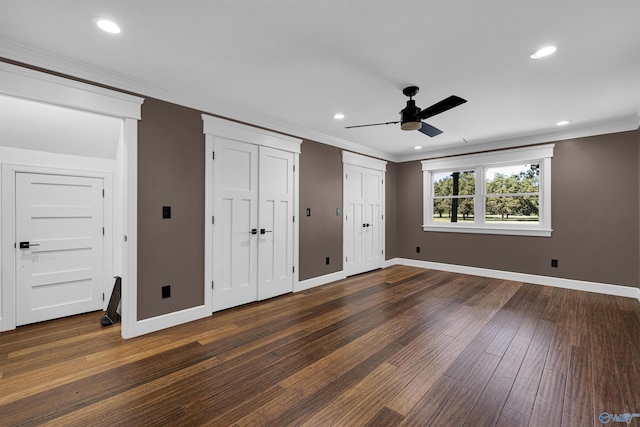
xmin=1 ymin=0 xmax=638 ymax=161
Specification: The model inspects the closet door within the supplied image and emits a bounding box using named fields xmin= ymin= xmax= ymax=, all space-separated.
xmin=212 ymin=139 xmax=258 ymax=311
xmin=258 ymin=146 xmax=294 ymax=300
xmin=364 ymin=168 xmax=384 ymax=270
xmin=343 ymin=164 xmax=366 ymax=276
xmin=343 ymin=152 xmax=386 ymax=277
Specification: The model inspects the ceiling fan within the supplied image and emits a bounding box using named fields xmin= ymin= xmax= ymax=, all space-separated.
xmin=345 ymin=86 xmax=467 ymax=137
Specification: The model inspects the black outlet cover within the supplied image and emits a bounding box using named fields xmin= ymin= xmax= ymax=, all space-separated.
xmin=163 ymin=206 xmax=171 ymax=219
xmin=551 ymin=259 xmax=558 ymax=268
xmin=326 ymin=257 xmax=330 ymax=265
xmin=162 ymin=285 xmax=171 ymax=298
xmin=416 ymin=246 xmax=421 ymax=253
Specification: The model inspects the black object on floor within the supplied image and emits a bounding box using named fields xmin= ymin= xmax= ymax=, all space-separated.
xmin=101 ymin=276 xmax=121 ymax=326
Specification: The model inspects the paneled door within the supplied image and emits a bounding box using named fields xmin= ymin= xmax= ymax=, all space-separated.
xmin=343 ymin=152 xmax=386 ymax=277
xmin=212 ymin=141 xmax=295 ymax=311
xmin=16 ymin=173 xmax=104 ymax=326
xmin=258 ymin=146 xmax=294 ymax=300
xmin=212 ymin=139 xmax=259 ymax=312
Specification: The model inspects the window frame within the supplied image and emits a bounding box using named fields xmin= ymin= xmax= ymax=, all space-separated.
xmin=422 ymin=144 xmax=554 ymax=237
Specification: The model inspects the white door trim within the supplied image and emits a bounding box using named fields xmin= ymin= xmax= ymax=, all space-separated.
xmin=0 ymin=63 xmax=142 ymax=337
xmin=1 ymin=164 xmax=114 ymax=330
xmin=203 ymin=114 xmax=301 ymax=314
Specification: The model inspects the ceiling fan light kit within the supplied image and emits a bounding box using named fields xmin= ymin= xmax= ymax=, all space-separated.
xmin=346 ymin=86 xmax=467 ymax=138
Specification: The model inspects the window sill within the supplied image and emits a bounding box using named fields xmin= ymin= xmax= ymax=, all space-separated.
xmin=422 ymin=224 xmax=552 ymax=237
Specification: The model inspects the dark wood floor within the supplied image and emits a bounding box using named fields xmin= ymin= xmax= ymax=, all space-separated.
xmin=1 ymin=266 xmax=639 ymax=426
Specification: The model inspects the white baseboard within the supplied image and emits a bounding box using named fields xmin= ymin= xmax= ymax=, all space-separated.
xmin=128 ymin=305 xmax=209 ymax=338
xmin=390 ymin=257 xmax=640 ymax=301
xmin=296 ymin=270 xmax=347 ymax=292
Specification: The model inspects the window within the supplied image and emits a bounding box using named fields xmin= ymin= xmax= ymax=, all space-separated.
xmin=422 ymin=144 xmax=554 ymax=236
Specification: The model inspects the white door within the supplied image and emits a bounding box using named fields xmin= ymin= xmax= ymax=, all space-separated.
xmin=258 ymin=146 xmax=294 ymax=300
xmin=343 ymin=163 xmax=385 ymax=276
xmin=16 ymin=173 xmax=104 ymax=326
xmin=212 ymin=139 xmax=258 ymax=312
xmin=344 ymin=165 xmax=366 ymax=276
xmin=364 ymin=168 xmax=384 ymax=270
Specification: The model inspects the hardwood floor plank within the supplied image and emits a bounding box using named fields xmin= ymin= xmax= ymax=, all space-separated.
xmin=504 ymin=319 xmax=556 ymax=416
xmin=430 ymin=352 xmax=502 ymax=426
xmin=496 ymin=407 xmax=530 ymax=427
xmin=464 ymin=334 xmax=531 ymax=427
xmin=562 ymin=345 xmax=594 ymax=427
xmin=529 ymin=368 xmax=567 ymax=427
xmin=363 ymin=406 xmax=404 ymax=427
xmin=397 ymin=375 xmax=461 ymax=427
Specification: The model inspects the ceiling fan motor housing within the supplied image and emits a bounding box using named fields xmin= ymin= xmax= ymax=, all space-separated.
xmin=401 ymin=100 xmax=422 ymax=130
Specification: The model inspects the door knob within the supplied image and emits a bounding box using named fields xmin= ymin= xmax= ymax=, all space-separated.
xmin=249 ymin=229 xmax=258 ymax=235
xmin=260 ymin=229 xmax=272 ymax=234
xmin=19 ymin=242 xmax=40 ymax=249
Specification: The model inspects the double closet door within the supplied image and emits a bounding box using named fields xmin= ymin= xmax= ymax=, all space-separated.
xmin=211 ymin=138 xmax=296 ymax=312
xmin=343 ymin=152 xmax=386 ymax=277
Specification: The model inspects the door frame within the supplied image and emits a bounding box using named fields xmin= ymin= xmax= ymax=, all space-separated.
xmin=3 ymin=165 xmax=114 ymax=327
xmin=0 ymin=63 xmax=142 ymax=336
xmin=202 ymin=114 xmax=301 ymax=313
xmin=342 ymin=151 xmax=387 ymax=277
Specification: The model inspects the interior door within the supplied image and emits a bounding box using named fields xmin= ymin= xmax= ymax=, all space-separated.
xmin=343 ymin=164 xmax=366 ymax=276
xmin=258 ymin=146 xmax=294 ymax=300
xmin=364 ymin=168 xmax=384 ymax=270
xmin=16 ymin=172 xmax=104 ymax=326
xmin=212 ymin=139 xmax=258 ymax=312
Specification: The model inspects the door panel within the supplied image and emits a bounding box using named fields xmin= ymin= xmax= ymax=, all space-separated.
xmin=212 ymin=139 xmax=258 ymax=311
xmin=343 ymin=164 xmax=384 ymax=276
xmin=16 ymin=173 xmax=104 ymax=326
xmin=258 ymin=146 xmax=294 ymax=300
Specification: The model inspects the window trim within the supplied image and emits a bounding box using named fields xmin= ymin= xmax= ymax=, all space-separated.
xmin=422 ymin=144 xmax=554 ymax=237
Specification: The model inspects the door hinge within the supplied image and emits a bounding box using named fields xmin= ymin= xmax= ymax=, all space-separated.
xmin=102 ymin=189 xmax=105 ymax=197
xmin=212 ymin=152 xmax=215 ymax=160
xmin=346 ymin=256 xmax=348 ymax=262
xmin=382 ymin=179 xmax=384 ymax=184
xmin=293 ymin=165 xmax=296 ymax=172
xmin=346 ymin=214 xmax=348 ymax=221
xmin=212 ymin=280 xmax=214 ymax=290
xmin=382 ymin=214 xmax=384 ymax=220
xmin=14 ymin=242 xmax=16 ymax=248
xmin=102 ymin=293 xmax=105 ymax=301
xmin=293 ymin=215 xmax=295 ymax=223
xmin=102 ymin=227 xmax=105 ymax=235
xmin=293 ymin=266 xmax=295 ymax=273
xmin=345 ymin=173 xmax=348 ymax=180
xmin=382 ymin=250 xmax=384 ymax=255
xmin=212 ymin=216 xmax=215 ymax=224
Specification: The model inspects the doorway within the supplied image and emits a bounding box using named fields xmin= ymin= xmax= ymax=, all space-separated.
xmin=0 ymin=63 xmax=142 ymax=336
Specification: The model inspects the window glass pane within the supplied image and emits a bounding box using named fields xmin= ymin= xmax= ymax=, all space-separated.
xmin=485 ymin=195 xmax=539 ymax=223
xmin=433 ymin=197 xmax=475 ymax=223
xmin=433 ymin=170 xmax=475 ymax=197
xmin=485 ymin=164 xmax=540 ymax=194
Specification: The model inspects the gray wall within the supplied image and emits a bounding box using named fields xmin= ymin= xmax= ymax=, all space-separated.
xmin=396 ymin=131 xmax=639 ymax=288
xmin=137 ymin=98 xmax=205 ymax=320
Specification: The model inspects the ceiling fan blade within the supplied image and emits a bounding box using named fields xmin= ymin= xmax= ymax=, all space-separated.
xmin=418 ymin=122 xmax=443 ymax=137
xmin=418 ymin=95 xmax=467 ymax=120
xmin=345 ymin=121 xmax=399 ymax=129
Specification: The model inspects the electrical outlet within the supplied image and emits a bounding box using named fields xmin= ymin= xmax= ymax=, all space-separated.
xmin=416 ymin=246 xmax=421 ymax=253
xmin=551 ymin=259 xmax=558 ymax=268
xmin=162 ymin=206 xmax=171 ymax=219
xmin=326 ymin=257 xmax=330 ymax=265
xmin=162 ymin=285 xmax=171 ymax=298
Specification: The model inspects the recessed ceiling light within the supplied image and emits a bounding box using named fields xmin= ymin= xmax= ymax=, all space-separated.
xmin=556 ymin=120 xmax=571 ymax=126
xmin=530 ymin=45 xmax=557 ymax=59
xmin=414 ymin=146 xmax=422 ymax=150
xmin=94 ymin=18 xmax=121 ymax=34
xmin=333 ymin=113 xmax=345 ymax=120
